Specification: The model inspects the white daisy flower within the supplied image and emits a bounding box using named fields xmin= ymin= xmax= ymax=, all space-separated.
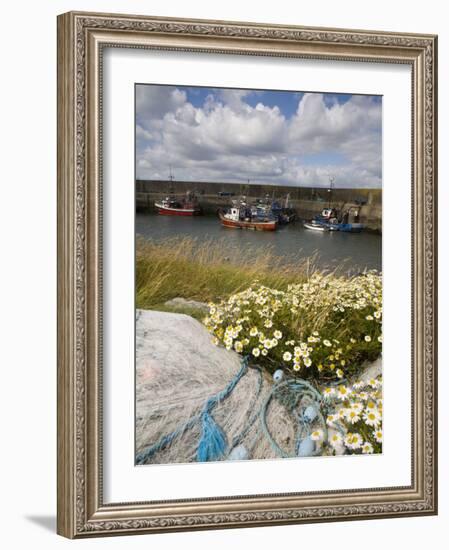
xmin=274 ymin=330 xmax=282 ymax=339
xmin=252 ymin=348 xmax=261 ymax=357
xmin=373 ymin=429 xmax=383 ymax=443
xmin=234 ymin=341 xmax=243 ymax=353
xmin=329 ymin=432 xmax=342 ymax=447
xmin=304 ymin=357 xmax=312 ymax=368
xmin=337 ymin=385 xmax=350 ymax=399
xmin=311 ymin=429 xmax=323 ymax=441
xmin=361 ymin=442 xmax=374 ymax=454
xmin=364 ymin=335 xmax=372 ymax=342
xmin=344 ymin=432 xmax=363 ymax=450
xmin=323 ymin=387 xmax=335 ymax=399
xmin=249 ymin=327 xmax=258 ymax=337
xmin=350 ymin=401 xmax=364 ymax=413
xmin=323 ymin=339 xmax=332 ymax=347
xmin=345 ymin=409 xmax=361 ymax=424
xmin=282 ymin=351 xmax=292 ymax=362
xmin=363 ymin=409 xmax=381 ymax=427
xmin=261 ymin=349 xmax=268 ymax=356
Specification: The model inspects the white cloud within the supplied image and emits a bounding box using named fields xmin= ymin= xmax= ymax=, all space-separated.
xmin=136 ymin=86 xmax=382 ymax=188
xmin=136 ymin=86 xmax=187 ymax=125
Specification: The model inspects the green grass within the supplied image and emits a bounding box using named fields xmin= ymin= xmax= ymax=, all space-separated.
xmin=147 ymin=302 xmax=207 ymax=322
xmin=136 ymin=236 xmax=320 ymax=310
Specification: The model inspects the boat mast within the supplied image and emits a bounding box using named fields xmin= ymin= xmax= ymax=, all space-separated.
xmin=168 ymin=164 xmax=175 ymax=195
xmin=327 ymin=175 xmax=335 ymax=208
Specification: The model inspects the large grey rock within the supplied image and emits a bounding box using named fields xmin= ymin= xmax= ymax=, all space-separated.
xmin=357 ymin=356 xmax=382 ymax=384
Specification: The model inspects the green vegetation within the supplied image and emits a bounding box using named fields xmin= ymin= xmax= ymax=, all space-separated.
xmin=136 ymin=236 xmax=319 ymax=309
xmin=204 ymin=272 xmax=382 ymax=382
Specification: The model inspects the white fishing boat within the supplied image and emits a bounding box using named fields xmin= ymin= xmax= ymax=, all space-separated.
xmin=303 ymin=221 xmax=329 ymax=232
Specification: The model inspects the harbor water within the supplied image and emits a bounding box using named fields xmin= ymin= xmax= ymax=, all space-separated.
xmin=136 ymin=213 xmax=382 ymax=272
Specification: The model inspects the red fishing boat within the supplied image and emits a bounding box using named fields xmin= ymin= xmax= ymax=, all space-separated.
xmin=218 ymin=206 xmax=277 ymax=231
xmin=155 ymin=191 xmax=202 ymax=216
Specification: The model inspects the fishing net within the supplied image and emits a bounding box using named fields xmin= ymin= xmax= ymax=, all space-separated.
xmin=135 ymin=309 xmax=332 ymax=465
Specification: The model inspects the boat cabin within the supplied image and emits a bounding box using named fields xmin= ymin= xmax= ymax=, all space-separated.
xmin=321 ymin=208 xmax=338 ymax=220
xmin=226 ymin=207 xmax=240 ymax=221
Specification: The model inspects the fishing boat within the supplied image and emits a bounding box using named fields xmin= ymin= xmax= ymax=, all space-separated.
xmin=303 ymin=220 xmax=329 ymax=232
xmin=218 ymin=206 xmax=277 ymax=231
xmin=309 ymin=206 xmax=365 ymax=233
xmin=155 ymin=190 xmax=202 ymax=216
xmin=254 ymin=194 xmax=296 ymax=225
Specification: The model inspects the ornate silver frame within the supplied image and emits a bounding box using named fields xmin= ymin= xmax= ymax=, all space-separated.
xmin=57 ymin=11 xmax=438 ymax=538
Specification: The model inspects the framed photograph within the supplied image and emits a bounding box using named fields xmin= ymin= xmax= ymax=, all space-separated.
xmin=57 ymin=11 xmax=438 ymax=538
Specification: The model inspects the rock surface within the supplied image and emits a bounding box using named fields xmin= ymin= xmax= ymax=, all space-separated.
xmin=357 ymin=356 xmax=382 ymax=383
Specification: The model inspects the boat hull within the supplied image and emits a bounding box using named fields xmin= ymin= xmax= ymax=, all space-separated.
xmin=219 ymin=212 xmax=277 ymax=231
xmin=155 ymin=203 xmax=202 ymax=216
xmin=303 ymin=222 xmax=329 ymax=232
xmin=338 ymin=223 xmax=364 ymax=233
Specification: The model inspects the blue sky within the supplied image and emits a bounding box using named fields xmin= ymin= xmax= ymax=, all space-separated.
xmin=135 ymin=84 xmax=382 ymax=188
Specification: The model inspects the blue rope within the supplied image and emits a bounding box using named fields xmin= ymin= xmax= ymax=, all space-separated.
xmin=260 ymin=378 xmax=326 ymax=458
xmin=136 ymin=356 xmax=249 ymax=465
xmin=196 ymin=356 xmax=249 ymax=461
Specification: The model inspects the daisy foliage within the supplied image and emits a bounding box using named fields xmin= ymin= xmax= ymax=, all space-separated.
xmin=203 ymin=271 xmax=382 ymax=382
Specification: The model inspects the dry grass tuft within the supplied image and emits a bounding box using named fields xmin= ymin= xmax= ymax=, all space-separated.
xmin=136 ymin=235 xmax=325 ymax=309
